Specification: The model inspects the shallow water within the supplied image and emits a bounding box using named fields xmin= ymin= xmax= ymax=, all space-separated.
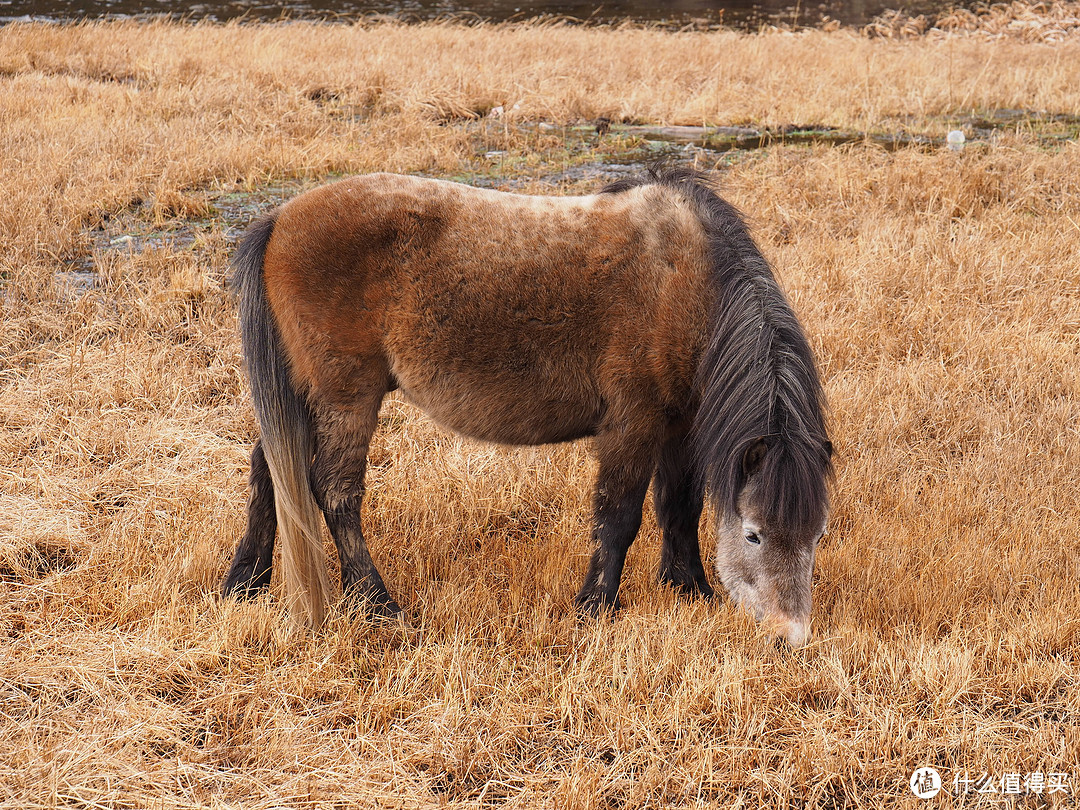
xmin=60 ymin=109 xmax=1079 ymax=297
xmin=1 ymin=0 xmax=958 ymax=30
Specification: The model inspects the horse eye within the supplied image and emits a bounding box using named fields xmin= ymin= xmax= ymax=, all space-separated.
xmin=745 ymin=531 xmax=760 ymax=545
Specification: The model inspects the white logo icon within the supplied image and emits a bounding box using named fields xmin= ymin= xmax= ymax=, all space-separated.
xmin=911 ymin=767 xmax=943 ymax=798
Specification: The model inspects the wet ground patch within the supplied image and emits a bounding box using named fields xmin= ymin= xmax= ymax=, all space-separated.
xmin=62 ymin=109 xmax=1078 ymax=295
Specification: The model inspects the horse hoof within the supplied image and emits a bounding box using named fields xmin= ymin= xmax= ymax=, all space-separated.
xmin=359 ymin=605 xmax=419 ymax=643
xmin=675 ymin=587 xmax=715 ymax=603
xmin=369 ymin=601 xmax=405 ymax=623
xmin=656 ymin=570 xmax=717 ymax=604
xmin=221 ymin=566 xmax=272 ymax=600
xmin=573 ymin=591 xmax=622 ymax=620
xmin=341 ymin=590 xmax=405 ymax=621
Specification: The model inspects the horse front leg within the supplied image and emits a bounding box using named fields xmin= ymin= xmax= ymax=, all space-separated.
xmin=310 ymin=401 xmax=401 ymax=620
xmin=574 ymin=430 xmax=655 ymax=617
xmin=654 ymin=434 xmax=714 ymax=598
xmin=222 ymin=439 xmax=277 ymax=597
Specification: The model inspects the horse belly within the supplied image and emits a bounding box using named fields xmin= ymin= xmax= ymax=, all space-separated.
xmin=393 ymin=358 xmax=604 ymax=446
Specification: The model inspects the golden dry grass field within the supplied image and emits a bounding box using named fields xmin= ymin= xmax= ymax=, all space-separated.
xmin=1 ymin=8 xmax=1080 ymax=808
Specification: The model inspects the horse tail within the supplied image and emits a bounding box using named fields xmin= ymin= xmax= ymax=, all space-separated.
xmin=233 ymin=212 xmax=333 ymax=628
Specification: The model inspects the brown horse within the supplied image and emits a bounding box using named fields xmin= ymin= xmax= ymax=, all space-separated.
xmin=222 ymin=168 xmax=832 ymax=646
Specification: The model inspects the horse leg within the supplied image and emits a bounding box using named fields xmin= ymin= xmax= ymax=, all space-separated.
xmin=310 ymin=399 xmax=401 ymax=619
xmin=654 ymin=436 xmax=714 ymax=598
xmin=222 ymin=439 xmax=277 ymax=597
xmin=574 ymin=431 xmax=654 ymax=617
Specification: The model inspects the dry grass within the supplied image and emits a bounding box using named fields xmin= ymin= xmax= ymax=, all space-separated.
xmin=1 ymin=13 xmax=1079 ymax=809
xmin=867 ymin=0 xmax=1080 ymax=40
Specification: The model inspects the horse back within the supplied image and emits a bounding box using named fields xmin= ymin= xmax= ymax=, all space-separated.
xmin=262 ymin=173 xmax=712 ymax=445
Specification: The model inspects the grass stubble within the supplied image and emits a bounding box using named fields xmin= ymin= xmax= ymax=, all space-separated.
xmin=1 ymin=6 xmax=1079 ymax=808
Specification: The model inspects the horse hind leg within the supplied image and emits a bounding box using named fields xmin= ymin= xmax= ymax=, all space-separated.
xmin=654 ymin=435 xmax=714 ymax=598
xmin=222 ymin=439 xmax=277 ymax=598
xmin=309 ymin=392 xmax=401 ymax=619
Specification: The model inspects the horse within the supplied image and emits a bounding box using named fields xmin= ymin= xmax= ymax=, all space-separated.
xmin=221 ymin=168 xmax=833 ymax=647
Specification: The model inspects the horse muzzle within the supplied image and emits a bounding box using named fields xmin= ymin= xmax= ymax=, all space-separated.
xmin=766 ymin=614 xmax=810 ymax=648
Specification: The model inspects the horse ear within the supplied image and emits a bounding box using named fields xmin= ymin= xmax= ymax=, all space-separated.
xmin=742 ymin=438 xmax=770 ymax=477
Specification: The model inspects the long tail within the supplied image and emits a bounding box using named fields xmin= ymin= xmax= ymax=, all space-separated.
xmin=233 ymin=212 xmax=333 ymax=628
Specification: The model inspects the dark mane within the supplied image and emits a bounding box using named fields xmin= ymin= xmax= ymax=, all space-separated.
xmin=602 ymin=168 xmax=833 ymax=533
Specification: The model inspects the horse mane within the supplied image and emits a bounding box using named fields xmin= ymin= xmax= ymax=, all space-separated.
xmin=601 ymin=167 xmax=833 ymax=532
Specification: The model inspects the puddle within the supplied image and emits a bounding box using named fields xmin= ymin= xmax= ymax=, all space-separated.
xmin=60 ymin=181 xmax=313 ymax=297
xmin=616 ymin=124 xmax=938 ymax=151
xmin=537 ymin=112 xmax=1080 ymax=154
xmin=469 ymin=149 xmax=695 ymax=191
xmin=61 ymin=108 xmax=1077 ymax=296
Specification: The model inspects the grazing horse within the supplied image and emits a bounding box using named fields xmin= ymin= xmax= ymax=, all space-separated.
xmin=222 ymin=168 xmax=832 ymax=646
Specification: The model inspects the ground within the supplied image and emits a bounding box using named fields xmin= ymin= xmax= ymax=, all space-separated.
xmin=0 ymin=10 xmax=1079 ymax=808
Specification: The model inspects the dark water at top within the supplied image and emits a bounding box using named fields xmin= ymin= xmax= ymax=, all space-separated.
xmin=0 ymin=0 xmax=949 ymax=29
